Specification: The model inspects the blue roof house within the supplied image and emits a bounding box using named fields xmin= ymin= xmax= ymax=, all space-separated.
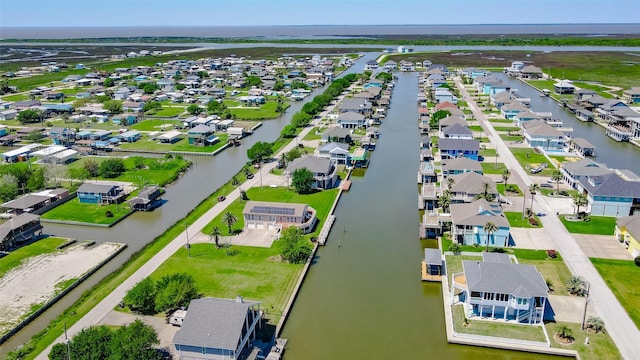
xmin=438 ymin=138 xmax=480 ymax=161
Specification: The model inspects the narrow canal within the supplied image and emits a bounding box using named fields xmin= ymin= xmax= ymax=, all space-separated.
xmin=281 ymin=72 xmax=554 ymax=359
xmin=498 ymin=73 xmax=640 ymax=175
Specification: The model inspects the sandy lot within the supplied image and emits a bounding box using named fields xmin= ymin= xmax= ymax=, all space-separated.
xmin=0 ymin=241 xmax=124 ymax=335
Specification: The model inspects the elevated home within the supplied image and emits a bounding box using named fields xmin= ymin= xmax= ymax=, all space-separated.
xmin=49 ymin=127 xmax=76 ymax=146
xmin=242 ymin=201 xmax=317 ymax=233
xmin=448 ymin=172 xmax=498 ymax=204
xmin=339 ymin=98 xmax=372 ymax=116
xmin=514 ymin=110 xmax=549 ymax=127
xmin=441 ymin=123 xmax=473 ymax=139
xmin=426 ymin=73 xmax=447 ymax=89
xmin=439 ymin=115 xmax=467 ymax=131
xmin=442 ymin=157 xmax=483 ymax=177
xmin=336 ymin=111 xmax=366 ymax=129
xmin=575 ymin=89 xmax=597 ymax=103
xmin=576 ymin=172 xmax=640 ymax=217
xmin=321 ymin=127 xmax=352 ymax=143
xmin=450 ymin=199 xmax=510 ymax=247
xmin=434 ymin=89 xmax=457 ymax=104
xmin=77 ymin=183 xmax=125 ymax=204
xmin=576 ymin=108 xmax=596 ymax=122
xmin=126 ymin=186 xmax=162 ymax=211
xmin=364 ymin=60 xmax=379 ymax=71
xmin=383 ymin=60 xmax=397 ymax=70
xmin=623 ymin=87 xmax=640 ymax=104
xmin=569 ymin=138 xmax=596 ymax=157
xmin=173 ymin=297 xmax=262 ymax=360
xmin=518 ymin=65 xmax=543 ymax=79
xmin=1 ymin=189 xmax=68 ymax=215
xmin=315 ymin=142 xmax=350 ymax=165
xmin=158 ymin=130 xmax=183 ymax=144
xmin=0 ymin=213 xmax=43 ymax=251
xmin=500 ymin=101 xmax=530 ymax=119
xmin=286 ymin=156 xmax=337 ymax=189
xmin=554 ymin=80 xmax=575 ymax=94
xmin=438 ymin=138 xmax=480 ymax=161
xmin=453 ymin=253 xmax=547 ymax=325
xmin=418 ymin=161 xmax=437 ymax=184
xmin=522 ymin=120 xmax=565 ymax=150
xmin=420 ymin=148 xmax=434 ymax=162
xmin=615 ymin=216 xmax=640 ymax=257
xmin=188 ymin=125 xmax=218 ymax=146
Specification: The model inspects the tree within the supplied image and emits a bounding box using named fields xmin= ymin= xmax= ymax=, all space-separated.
xmin=142 ymin=83 xmax=158 ymax=94
xmin=277 ymin=226 xmax=312 ymax=264
xmin=586 ymin=316 xmax=605 ymax=333
xmin=123 ymin=277 xmax=157 ymax=314
xmin=26 ymin=167 xmax=45 ymax=192
xmin=247 ymin=141 xmax=273 ymax=163
xmin=438 ymin=190 xmax=451 ymax=213
xmin=49 ymin=325 xmax=113 ymax=360
xmin=301 ymin=101 xmax=320 ymax=115
xmin=17 ymin=109 xmax=43 ymax=124
xmin=501 ymin=168 xmax=511 ymax=190
xmin=572 ymin=193 xmax=588 ymax=216
xmin=26 ymin=129 xmax=43 ymax=142
xmin=99 ymin=158 xmax=126 ymax=178
xmin=143 ymin=101 xmax=162 ymax=113
xmin=0 ymin=180 xmax=18 ymax=202
xmin=280 ymin=124 xmax=297 ymax=138
xmin=566 ymin=276 xmax=587 ymax=296
xmin=430 ymin=109 xmax=451 ymax=127
xmin=448 ymin=243 xmax=462 ymax=255
xmin=187 ymin=104 xmax=203 ymax=115
xmin=528 ymin=183 xmax=539 ymax=213
xmin=110 ymin=319 xmax=161 ymax=360
xmin=483 ymin=221 xmax=498 ymax=252
xmin=175 ymin=83 xmax=186 ymax=90
xmin=83 ymin=159 xmax=99 ymax=177
xmin=291 ymin=167 xmax=314 ymax=194
xmin=474 ymin=182 xmax=495 ymax=201
xmin=211 ymin=226 xmax=222 ymax=247
xmin=103 ymin=100 xmax=123 ymax=114
xmin=222 ymin=211 xmax=238 ymax=234
xmin=446 ymin=177 xmax=455 ymax=191
xmin=551 ymin=170 xmax=563 ymax=195
xmin=555 ymin=324 xmax=574 ymax=342
xmin=246 ymin=76 xmax=262 ymax=87
xmin=231 ymin=176 xmax=240 ymax=186
xmin=291 ymin=111 xmax=312 ymax=128
xmin=154 ymin=273 xmax=199 ymax=313
xmin=286 ymin=148 xmax=302 ymax=162
xmin=103 ymin=77 xmax=115 ymax=87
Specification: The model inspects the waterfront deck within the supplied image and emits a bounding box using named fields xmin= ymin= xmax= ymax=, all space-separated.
xmin=421 ymin=261 xmax=442 ymax=282
xmin=341 ymin=180 xmax=351 ymax=191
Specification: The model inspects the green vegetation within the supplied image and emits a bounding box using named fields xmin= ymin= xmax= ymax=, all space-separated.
xmin=303 ymin=127 xmax=322 ymax=141
xmin=496 ymin=184 xmax=522 ymax=196
xmin=480 ymin=162 xmax=506 ymax=174
xmin=591 ymin=258 xmax=640 ymax=329
xmin=559 ymin=215 xmax=616 ymax=235
xmin=230 ymin=102 xmax=284 ymax=120
xmin=66 ymin=156 xmax=190 ymax=186
xmin=545 ymin=321 xmax=622 ymax=360
xmin=451 ymin=305 xmax=546 ymax=342
xmin=41 ymin=200 xmax=132 ymax=225
xmin=504 ymin=212 xmax=541 ymax=228
xmin=479 ymin=148 xmax=496 ymax=157
xmin=130 ymin=119 xmax=180 ymax=131
xmin=510 ymin=148 xmax=555 ymax=176
xmin=123 ymin=273 xmax=199 ymax=315
xmin=0 ymin=237 xmax=67 ymax=279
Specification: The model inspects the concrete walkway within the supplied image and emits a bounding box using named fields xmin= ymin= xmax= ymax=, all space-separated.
xmin=455 ymin=77 xmax=640 ymax=360
xmin=35 ymin=109 xmax=326 ymax=359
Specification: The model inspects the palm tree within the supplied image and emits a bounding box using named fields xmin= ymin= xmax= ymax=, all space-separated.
xmin=446 ymin=177 xmax=455 ymax=191
xmin=474 ymin=182 xmax=495 ymax=202
xmin=222 ymin=212 xmax=238 ymax=235
xmin=502 ymin=168 xmax=511 ymax=192
xmin=565 ymin=276 xmax=586 ymax=296
xmin=210 ymin=226 xmax=222 ymax=248
xmin=586 ymin=317 xmax=605 ymax=333
xmin=573 ymin=193 xmax=588 ymax=217
xmin=483 ymin=221 xmax=498 ymax=252
xmin=279 ymin=153 xmax=287 ymax=168
xmin=528 ymin=183 xmax=539 ymax=213
xmin=555 ymin=324 xmax=574 ymax=342
xmin=438 ymin=190 xmax=451 ymax=213
xmin=545 ymin=138 xmax=552 ymax=150
xmin=551 ymin=170 xmax=563 ymax=195
xmin=231 ymin=176 xmax=240 ymax=187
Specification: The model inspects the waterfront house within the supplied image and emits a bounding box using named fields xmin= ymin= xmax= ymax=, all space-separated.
xmin=339 ymin=98 xmax=372 ymax=116
xmin=158 ymin=130 xmax=183 ymax=144
xmin=187 ymin=125 xmax=218 ymax=146
xmin=452 ymin=253 xmax=547 ymax=325
xmin=426 ymin=73 xmax=447 ymax=89
xmin=321 ymin=127 xmax=352 ymax=143
xmin=434 ymin=89 xmax=458 ymax=104
xmin=575 ymin=89 xmax=597 ymax=102
xmin=576 ymin=108 xmax=596 ymax=122
xmin=576 ymin=172 xmax=640 ymax=217
xmin=77 ymin=183 xmax=125 ymax=204
xmin=441 ymin=123 xmax=473 ymax=139
xmin=441 ymin=157 xmax=483 ymax=177
xmin=422 ymin=248 xmax=443 ymax=280
xmin=0 ymin=213 xmax=43 ymax=251
xmin=553 ymin=80 xmax=575 ymax=95
xmin=173 ymin=297 xmax=262 ymax=360
xmin=48 ymin=127 xmax=76 ymax=146
xmin=336 ymin=111 xmax=366 ymax=129
xmin=622 ymin=87 xmax=640 ymax=104
xmin=364 ymin=60 xmax=379 ymax=71
xmin=568 ymin=138 xmax=596 ymax=157
xmin=500 ymin=101 xmax=529 ymax=119
xmin=522 ymin=120 xmax=565 ymax=150
xmin=438 ymin=138 xmax=480 ymax=161
xmin=439 ymin=115 xmax=468 ymax=131
xmin=383 ymin=60 xmax=397 ymax=70
xmin=615 ymin=216 xmax=640 ymax=257
xmin=1 ymin=188 xmax=68 ymax=215
xmin=514 ymin=110 xmax=549 ymax=127
xmin=126 ymin=186 xmax=162 ymax=211
xmin=420 ymin=136 xmax=431 ymax=149
xmin=450 ymin=199 xmax=511 ymax=247
xmin=242 ymin=201 xmax=317 ymax=233
xmin=116 ymin=130 xmax=141 ymax=143
xmin=448 ymin=172 xmax=498 ymax=203
xmin=315 ymin=142 xmax=350 ymax=165
xmin=286 ymin=156 xmax=337 ymax=189
xmin=417 ymin=161 xmax=437 ymax=184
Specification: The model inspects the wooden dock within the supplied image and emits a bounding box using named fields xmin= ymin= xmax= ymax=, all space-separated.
xmin=341 ymin=180 xmax=352 ymax=191
xmin=421 ymin=261 xmax=442 ymax=282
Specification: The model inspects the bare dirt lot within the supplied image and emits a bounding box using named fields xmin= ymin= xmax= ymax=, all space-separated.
xmin=0 ymin=241 xmax=124 ymax=335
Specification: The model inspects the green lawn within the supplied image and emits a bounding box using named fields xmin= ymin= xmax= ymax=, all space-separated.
xmin=451 ymin=304 xmax=547 ymax=342
xmin=303 ymin=127 xmax=321 ymax=140
xmin=545 ymin=321 xmax=622 ymax=360
xmin=488 ymin=118 xmax=514 ymax=124
xmin=559 ymin=215 xmax=616 ymax=235
xmin=467 ymin=125 xmax=483 ymax=132
xmin=118 ymin=134 xmax=229 ymax=153
xmin=0 ymin=237 xmax=68 ymax=279
xmin=518 ymin=258 xmax=571 ymax=296
xmin=41 ymin=200 xmax=132 ymax=225
xmin=445 ymin=254 xmax=482 ymax=276
xmin=505 ymin=212 xmax=542 ymax=228
xmin=480 ymin=162 xmax=507 ymax=174
xmin=573 ymin=82 xmax=615 ymax=99
xmin=229 ymin=102 xmax=282 ymax=120
xmin=500 ymin=134 xmax=524 ymax=142
xmin=510 ymin=148 xmax=556 ymax=176
xmin=202 ymin=187 xmax=339 ymax=238
xmin=497 ymin=183 xmax=522 ymax=196
xmin=479 ymin=148 xmax=496 ymax=158
xmin=151 ymin=243 xmax=303 ymax=324
xmin=130 ymin=119 xmax=181 ymax=131
xmin=149 ymin=107 xmax=185 ymax=117
xmin=493 ymin=126 xmax=519 ymax=132
xmin=592 ymin=258 xmax=640 ymax=329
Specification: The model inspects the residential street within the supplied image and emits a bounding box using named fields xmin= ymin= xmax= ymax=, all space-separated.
xmin=455 ymin=77 xmax=640 ymax=360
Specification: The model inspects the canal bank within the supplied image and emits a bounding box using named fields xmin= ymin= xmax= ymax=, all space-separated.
xmin=280 ymin=72 xmax=556 ymax=359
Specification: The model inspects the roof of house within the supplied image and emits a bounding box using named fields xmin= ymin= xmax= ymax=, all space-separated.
xmin=287 ymin=155 xmax=331 ymax=174
xmin=0 ymin=213 xmax=40 ymax=240
xmin=243 ymin=201 xmax=307 ymax=217
xmin=520 ymin=65 xmax=543 ymax=74
xmin=172 ymin=297 xmax=259 ymax=351
xmin=438 ymin=138 xmax=480 ymax=152
xmin=450 ymin=172 xmax=497 ymax=195
xmin=442 ymin=157 xmax=482 ymax=173
xmin=440 ymin=116 xmax=467 ymax=128
xmin=188 ymin=124 xmax=215 ymax=134
xmin=339 ymin=98 xmax=371 ymax=111
xmin=462 ymin=260 xmax=548 ymax=298
xmin=318 ymin=142 xmax=348 ymax=153
xmin=450 ymin=199 xmax=509 ymax=228
xmin=515 ymin=110 xmax=546 ymax=120
xmin=424 ymin=248 xmax=442 ymax=266
xmin=522 ymin=120 xmax=563 ymax=138
xmin=579 ymin=173 xmax=640 ymax=197
xmin=562 ymin=158 xmax=611 ymax=177
xmin=617 ymin=216 xmax=640 ymax=239
xmin=442 ymin=123 xmax=473 ymax=136
xmin=571 ymin=137 xmax=595 ymax=149
xmin=2 ymin=194 xmax=51 ymax=210
xmin=501 ymin=102 xmax=529 ymax=112
xmin=322 ymin=127 xmax=351 ymax=138
xmin=623 ymin=87 xmax=640 ymax=95
xmin=77 ymin=183 xmax=119 ymax=194
xmin=337 ymin=111 xmax=365 ymax=121
xmin=482 ymin=252 xmax=512 ymax=264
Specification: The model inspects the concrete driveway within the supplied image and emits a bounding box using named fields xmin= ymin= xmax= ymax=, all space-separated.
xmin=510 ymin=228 xmax=554 ymax=250
xmin=572 ymin=234 xmax=632 ymax=260
xmin=548 ymin=295 xmax=597 ymax=324
xmin=190 ymin=228 xmax=279 ymax=248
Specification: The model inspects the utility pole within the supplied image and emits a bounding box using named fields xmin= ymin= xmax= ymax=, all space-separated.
xmin=64 ymin=322 xmax=71 ymax=360
xmin=184 ymin=223 xmax=190 ymax=257
xmin=581 ymin=282 xmax=591 ymax=330
xmin=522 ymin=190 xmax=527 ymax=220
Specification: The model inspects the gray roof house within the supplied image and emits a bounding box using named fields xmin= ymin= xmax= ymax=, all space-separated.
xmin=315 ymin=142 xmax=350 ymax=164
xmin=336 ymin=111 xmax=366 ymax=129
xmin=0 ymin=213 xmax=43 ymax=251
xmin=576 ymin=172 xmax=640 ymax=217
xmin=449 ymin=172 xmax=498 ymax=203
xmin=442 ymin=157 xmax=483 ymax=176
xmin=286 ymin=155 xmax=337 ymax=189
xmin=449 ymin=199 xmax=511 ymax=247
xmin=173 ymin=297 xmax=262 ymax=360
xmin=339 ymin=98 xmax=372 ymax=115
xmin=321 ymin=127 xmax=352 ymax=143
xmin=452 ymin=252 xmax=548 ymax=324
xmin=561 ymin=158 xmax=612 ymax=189
xmin=441 ymin=123 xmax=473 ymax=139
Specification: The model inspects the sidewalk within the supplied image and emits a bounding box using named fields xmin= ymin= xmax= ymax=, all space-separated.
xmin=454 ymin=77 xmax=640 ymax=360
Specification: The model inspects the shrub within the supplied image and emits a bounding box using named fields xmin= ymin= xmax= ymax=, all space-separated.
xmin=490 ymin=248 xmax=505 ymax=253
xmin=528 ymin=217 xmax=539 ymax=227
xmin=105 ymin=210 xmax=114 ymax=218
xmin=545 ymin=278 xmax=554 ymax=292
xmin=555 ymin=324 xmax=574 ymax=341
xmin=448 ymin=243 xmax=462 ymax=255
xmin=634 ymin=256 xmax=640 ymax=267
xmin=586 ymin=316 xmax=606 ymax=333
xmin=547 ymin=249 xmax=558 ymax=259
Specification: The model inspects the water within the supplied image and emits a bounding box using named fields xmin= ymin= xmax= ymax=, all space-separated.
xmin=496 ymin=73 xmax=640 ymax=174
xmin=280 ymin=72 xmax=556 ymax=359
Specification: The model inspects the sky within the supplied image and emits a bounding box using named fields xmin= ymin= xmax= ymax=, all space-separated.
xmin=1 ymin=0 xmax=640 ymax=28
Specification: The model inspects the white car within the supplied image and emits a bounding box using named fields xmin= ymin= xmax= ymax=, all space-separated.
xmin=547 ymin=178 xmax=563 ymax=183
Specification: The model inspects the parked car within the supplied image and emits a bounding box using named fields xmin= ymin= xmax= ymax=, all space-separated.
xmin=540 ymin=183 xmax=553 ymax=188
xmin=547 ymin=178 xmax=563 ymax=184
xmin=218 ymin=196 xmax=226 ymax=202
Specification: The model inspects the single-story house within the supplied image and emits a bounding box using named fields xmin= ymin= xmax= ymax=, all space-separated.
xmin=1 ymin=188 xmax=68 ymax=215
xmin=77 ymin=183 xmax=125 ymax=204
xmin=158 ymin=130 xmax=183 ymax=144
xmin=172 ymin=297 xmax=262 ymax=360
xmin=554 ymin=80 xmax=575 ymax=94
xmin=243 ymin=201 xmax=317 ymax=233
xmin=286 ymin=155 xmax=337 ymax=189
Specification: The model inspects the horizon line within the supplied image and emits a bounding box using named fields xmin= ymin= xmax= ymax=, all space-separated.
xmin=4 ymin=23 xmax=640 ymax=28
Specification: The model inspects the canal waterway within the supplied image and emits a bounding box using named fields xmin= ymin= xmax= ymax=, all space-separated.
xmin=280 ymin=72 xmax=556 ymax=359
xmin=497 ymin=73 xmax=640 ymax=175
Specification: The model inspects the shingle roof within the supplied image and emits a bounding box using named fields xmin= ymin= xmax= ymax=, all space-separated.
xmin=617 ymin=216 xmax=640 ymax=239
xmin=442 ymin=123 xmax=472 ymax=136
xmin=438 ymin=138 xmax=480 ymax=152
xmin=462 ymin=260 xmax=548 ymax=298
xmin=77 ymin=183 xmax=118 ymax=194
xmin=424 ymin=248 xmax=442 ymax=266
xmin=287 ymin=155 xmax=331 ymax=174
xmin=450 ymin=199 xmax=508 ymax=228
xmin=579 ymin=173 xmax=640 ymax=197
xmin=442 ymin=157 xmax=482 ymax=173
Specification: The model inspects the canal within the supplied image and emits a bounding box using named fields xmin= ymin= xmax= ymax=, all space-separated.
xmin=0 ymin=53 xmax=379 ymax=355
xmin=498 ymin=73 xmax=640 ymax=175
xmin=280 ymin=72 xmax=555 ymax=359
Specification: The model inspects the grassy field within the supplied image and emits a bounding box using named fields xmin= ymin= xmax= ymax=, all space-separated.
xmin=229 ymin=102 xmax=283 ymax=120
xmin=480 ymin=162 xmax=507 ymax=174
xmin=496 ymin=183 xmax=522 ymax=196
xmin=148 ymin=107 xmax=186 ymax=117
xmin=479 ymin=148 xmax=496 ymax=157
xmin=118 ymin=134 xmax=229 ymax=153
xmin=505 ymin=212 xmax=541 ymax=228
xmin=518 ymin=257 xmax=571 ymax=296
xmin=130 ymin=119 xmax=181 ymax=131
xmin=41 ymin=200 xmax=132 ymax=225
xmin=591 ymin=258 xmax=640 ymax=329
xmin=545 ymin=321 xmax=622 ymax=360
xmin=572 ymin=82 xmax=616 ymax=99
xmin=488 ymin=118 xmax=514 ymax=124
xmin=0 ymin=237 xmax=68 ymax=279
xmin=151 ymin=243 xmax=303 ymax=324
xmin=500 ymin=134 xmax=524 ymax=142
xmin=451 ymin=305 xmax=547 ymax=342
xmin=510 ymin=148 xmax=556 ymax=176
xmin=302 ymin=127 xmax=322 ymax=140
xmin=66 ymin=156 xmax=191 ymax=186
xmin=559 ymin=215 xmax=616 ymax=235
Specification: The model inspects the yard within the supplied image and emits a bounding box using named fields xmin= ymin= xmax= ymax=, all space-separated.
xmin=229 ymin=102 xmax=284 ymax=120
xmin=303 ymin=127 xmax=322 ymax=141
xmin=510 ymin=147 xmax=556 ymax=176
xmin=151 ymin=243 xmax=303 ymax=325
xmin=480 ymin=162 xmax=507 ymax=174
xmin=559 ymin=215 xmax=616 ymax=235
xmin=41 ymin=200 xmax=132 ymax=225
xmin=505 ymin=212 xmax=541 ymax=228
xmin=0 ymin=237 xmax=67 ymax=279
xmin=451 ymin=305 xmax=547 ymax=342
xmin=148 ymin=107 xmax=186 ymax=118
xmin=496 ymin=184 xmax=522 ymax=196
xmin=591 ymin=258 xmax=640 ymax=329
xmin=130 ymin=119 xmax=181 ymax=131
xmin=544 ymin=321 xmax=621 ymax=360
xmin=118 ymin=134 xmax=229 ymax=153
